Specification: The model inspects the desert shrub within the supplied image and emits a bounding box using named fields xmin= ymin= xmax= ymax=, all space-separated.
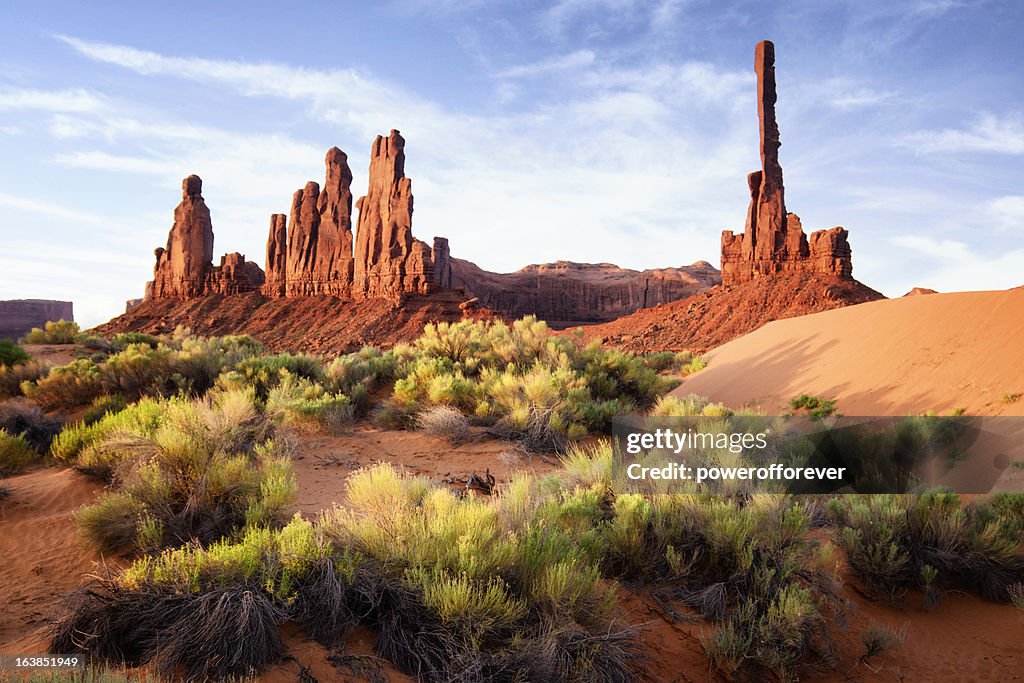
xmin=20 ymin=319 xmax=80 ymax=344
xmin=389 ymin=317 xmax=672 ymax=450
xmin=325 ymin=346 xmax=401 ymax=394
xmin=50 ymin=397 xmax=172 ymax=472
xmin=0 ymin=339 xmax=30 ymax=367
xmin=0 ymin=360 xmax=47 ymax=398
xmin=830 ymin=492 xmax=1024 ymax=604
xmin=642 ymin=350 xmax=707 ymax=376
xmin=267 ymin=371 xmax=354 ymax=432
xmin=76 ymin=392 xmax=292 ymax=553
xmin=416 ymin=405 xmax=470 ymax=442
xmin=0 ymin=428 xmax=37 ymax=475
xmin=110 ymin=332 xmax=162 ymax=350
xmin=50 ymin=580 xmax=286 ymax=680
xmin=84 ymin=394 xmax=128 ymax=425
xmin=790 ymin=394 xmax=837 ymax=417
xmin=1002 ymin=392 xmax=1021 ymax=404
xmin=320 ymin=464 xmax=638 ymax=681
xmin=649 ymin=394 xmax=733 ymax=417
xmin=229 ymin=352 xmax=325 ymax=401
xmin=0 ymin=399 xmax=63 ymax=452
xmin=21 ymin=358 xmax=103 ymax=410
xmin=860 ymin=622 xmax=908 ymax=661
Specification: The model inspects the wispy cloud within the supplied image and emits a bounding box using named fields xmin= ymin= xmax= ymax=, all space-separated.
xmin=495 ymin=49 xmax=596 ymax=79
xmin=901 ymin=112 xmax=1024 ymax=154
xmin=987 ymin=195 xmax=1024 ymax=230
xmin=0 ymin=86 xmax=104 ymax=112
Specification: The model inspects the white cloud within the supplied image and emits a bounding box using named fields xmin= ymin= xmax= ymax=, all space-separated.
xmin=901 ymin=112 xmax=1024 ymax=154
xmin=0 ymin=86 xmax=104 ymax=113
xmin=495 ymin=49 xmax=596 ymax=79
xmin=987 ymin=195 xmax=1024 ymax=231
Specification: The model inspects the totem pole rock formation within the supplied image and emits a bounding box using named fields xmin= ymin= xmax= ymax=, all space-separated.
xmin=258 ymin=132 xmax=441 ymax=301
xmin=352 ymin=130 xmax=434 ymax=298
xmin=147 ymin=175 xmax=264 ymax=300
xmin=720 ymin=40 xmax=853 ymax=286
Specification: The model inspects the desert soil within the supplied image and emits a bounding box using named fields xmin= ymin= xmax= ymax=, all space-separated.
xmin=675 ymin=288 xmax=1024 ymax=417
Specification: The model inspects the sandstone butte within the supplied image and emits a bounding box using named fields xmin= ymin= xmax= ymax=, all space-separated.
xmin=138 ymin=128 xmax=717 ymax=327
xmin=573 ymin=40 xmax=882 ymax=353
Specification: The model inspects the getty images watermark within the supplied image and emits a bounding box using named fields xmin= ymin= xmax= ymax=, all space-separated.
xmin=611 ymin=415 xmax=1022 ymax=495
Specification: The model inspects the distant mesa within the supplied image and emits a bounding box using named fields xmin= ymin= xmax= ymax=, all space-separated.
xmin=0 ymin=299 xmax=74 ymax=341
xmin=903 ymin=287 xmax=939 ymax=297
xmin=451 ymin=259 xmax=720 ymax=328
xmin=720 ymin=41 xmax=853 ymax=286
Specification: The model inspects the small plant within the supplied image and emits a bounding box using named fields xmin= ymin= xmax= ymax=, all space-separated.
xmin=790 ymin=394 xmax=837 ymax=417
xmin=416 ymin=405 xmax=470 ymax=442
xmin=20 ymin=319 xmax=81 ymax=344
xmin=1010 ymin=583 xmax=1024 ymax=613
xmin=1002 ymin=392 xmax=1021 ymax=404
xmin=0 ymin=428 xmax=37 ymax=475
xmin=0 ymin=339 xmax=30 ymax=366
xmin=861 ymin=622 xmax=908 ymax=661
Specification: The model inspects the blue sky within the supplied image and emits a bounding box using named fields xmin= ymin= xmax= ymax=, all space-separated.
xmin=1 ymin=0 xmax=1022 ymax=327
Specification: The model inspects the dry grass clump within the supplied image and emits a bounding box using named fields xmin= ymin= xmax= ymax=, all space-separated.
xmin=0 ymin=399 xmax=62 ymax=452
xmin=0 ymin=428 xmax=37 ymax=475
xmin=20 ymin=319 xmax=80 ymax=344
xmin=642 ymin=350 xmax=706 ymax=375
xmin=73 ymin=391 xmax=293 ymax=554
xmin=416 ymin=405 xmax=470 ymax=442
xmin=829 ymin=491 xmax=1024 ymax=605
xmin=649 ymin=393 xmax=733 ymax=417
xmin=0 ymin=360 xmax=47 ymax=399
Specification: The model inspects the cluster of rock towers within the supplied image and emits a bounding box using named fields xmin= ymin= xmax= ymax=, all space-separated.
xmin=145 ymin=130 xmax=452 ymax=304
xmin=144 ymin=41 xmax=856 ymax=311
xmin=720 ymin=40 xmax=853 ymax=285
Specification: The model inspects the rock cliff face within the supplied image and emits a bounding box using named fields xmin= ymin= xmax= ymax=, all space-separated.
xmin=263 ymin=214 xmax=288 ymax=297
xmin=352 ymin=130 xmax=434 ymax=298
xmin=0 ymin=299 xmax=74 ymax=341
xmin=451 ymin=259 xmax=721 ymax=327
xmin=146 ymin=175 xmax=264 ymax=300
xmin=720 ymin=40 xmax=853 ymax=286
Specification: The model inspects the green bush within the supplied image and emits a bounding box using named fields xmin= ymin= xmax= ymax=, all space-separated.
xmin=389 ymin=317 xmax=673 ymax=450
xmin=790 ymin=394 xmax=837 ymax=417
xmin=649 ymin=394 xmax=733 ymax=417
xmin=51 ymin=396 xmax=171 ymax=473
xmin=75 ymin=391 xmax=292 ymax=554
xmin=0 ymin=428 xmax=37 ymax=475
xmin=830 ymin=492 xmax=1024 ymax=605
xmin=20 ymin=319 xmax=80 ymax=344
xmin=0 ymin=339 xmax=30 ymax=367
xmin=21 ymin=358 xmax=103 ymax=410
xmin=266 ymin=372 xmax=353 ymax=432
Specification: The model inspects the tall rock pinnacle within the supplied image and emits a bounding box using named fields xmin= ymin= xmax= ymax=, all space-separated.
xmin=721 ymin=40 xmax=854 ymax=285
xmin=147 ymin=175 xmax=263 ymax=299
xmin=352 ymin=130 xmax=433 ymax=299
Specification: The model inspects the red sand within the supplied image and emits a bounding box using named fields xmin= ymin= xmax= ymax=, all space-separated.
xmin=676 ymin=288 xmax=1024 ymax=416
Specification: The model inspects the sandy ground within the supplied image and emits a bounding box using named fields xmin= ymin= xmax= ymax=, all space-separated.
xmin=676 ymin=288 xmax=1024 ymax=416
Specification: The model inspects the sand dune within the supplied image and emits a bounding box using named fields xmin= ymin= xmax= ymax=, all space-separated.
xmin=676 ymin=288 xmax=1024 ymax=416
